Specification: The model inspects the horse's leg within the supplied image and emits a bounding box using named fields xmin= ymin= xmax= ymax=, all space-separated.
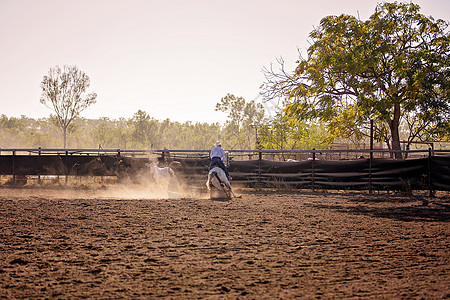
xmin=222 ymin=181 xmax=236 ymax=198
xmin=206 ymin=173 xmax=211 ymax=190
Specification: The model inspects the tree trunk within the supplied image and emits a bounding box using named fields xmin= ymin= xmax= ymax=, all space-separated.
xmin=63 ymin=126 xmax=67 ymax=149
xmin=390 ymin=103 xmax=402 ymax=159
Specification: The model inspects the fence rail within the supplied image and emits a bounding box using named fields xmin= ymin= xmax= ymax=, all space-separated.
xmin=1 ymin=147 xmax=449 ymax=161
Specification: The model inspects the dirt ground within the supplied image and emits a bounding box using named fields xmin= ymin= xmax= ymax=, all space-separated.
xmin=0 ymin=185 xmax=449 ymax=299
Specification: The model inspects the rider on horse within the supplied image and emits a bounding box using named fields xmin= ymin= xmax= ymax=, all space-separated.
xmin=209 ymin=141 xmax=232 ymax=180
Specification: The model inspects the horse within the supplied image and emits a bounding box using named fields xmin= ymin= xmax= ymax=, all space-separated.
xmin=145 ymin=161 xmax=181 ymax=196
xmin=206 ymin=166 xmax=236 ymax=199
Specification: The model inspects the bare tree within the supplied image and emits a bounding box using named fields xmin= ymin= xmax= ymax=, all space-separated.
xmin=40 ymin=65 xmax=97 ymax=148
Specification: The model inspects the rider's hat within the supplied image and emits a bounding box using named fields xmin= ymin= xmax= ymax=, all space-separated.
xmin=215 ymin=141 xmax=222 ymax=147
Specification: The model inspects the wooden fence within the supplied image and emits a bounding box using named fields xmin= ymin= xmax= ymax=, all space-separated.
xmin=0 ymin=148 xmax=449 ymax=194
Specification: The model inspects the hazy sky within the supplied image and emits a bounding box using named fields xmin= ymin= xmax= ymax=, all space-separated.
xmin=1 ymin=0 xmax=449 ymax=124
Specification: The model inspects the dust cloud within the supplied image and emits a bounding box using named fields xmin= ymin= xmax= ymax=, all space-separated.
xmin=2 ymin=171 xmax=208 ymax=201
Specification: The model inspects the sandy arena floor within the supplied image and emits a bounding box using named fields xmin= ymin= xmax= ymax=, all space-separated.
xmin=0 ymin=186 xmax=449 ymax=299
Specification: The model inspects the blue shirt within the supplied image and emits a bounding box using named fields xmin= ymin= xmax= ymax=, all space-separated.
xmin=210 ymin=146 xmax=226 ymax=160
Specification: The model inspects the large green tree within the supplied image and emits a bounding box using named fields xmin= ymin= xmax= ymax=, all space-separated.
xmin=40 ymin=65 xmax=97 ymax=148
xmin=262 ymin=2 xmax=449 ymax=158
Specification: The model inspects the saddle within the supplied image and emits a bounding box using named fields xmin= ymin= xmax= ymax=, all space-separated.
xmin=210 ymin=161 xmax=222 ymax=169
xmin=210 ymin=162 xmax=231 ymax=181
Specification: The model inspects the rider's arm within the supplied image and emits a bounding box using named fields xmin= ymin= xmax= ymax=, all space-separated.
xmin=220 ymin=148 xmax=226 ymax=161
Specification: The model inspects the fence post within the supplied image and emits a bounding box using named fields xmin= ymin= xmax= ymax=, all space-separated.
xmin=369 ymin=120 xmax=373 ymax=195
xmin=428 ymin=148 xmax=433 ymax=197
xmin=12 ymin=150 xmax=16 ymax=184
xmin=258 ymin=151 xmax=262 ymax=190
xmin=369 ymin=152 xmax=373 ymax=195
xmin=312 ymin=149 xmax=315 ymax=192
xmin=65 ymin=150 xmax=68 ymax=185
xmin=38 ymin=147 xmax=41 ymax=184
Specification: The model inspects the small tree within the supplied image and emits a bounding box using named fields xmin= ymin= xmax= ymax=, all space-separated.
xmin=128 ymin=110 xmax=160 ymax=149
xmin=40 ymin=65 xmax=97 ymax=148
xmin=215 ymin=93 xmax=265 ymax=149
xmin=258 ymin=113 xmax=333 ymax=151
